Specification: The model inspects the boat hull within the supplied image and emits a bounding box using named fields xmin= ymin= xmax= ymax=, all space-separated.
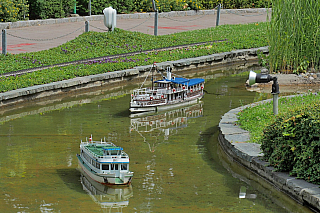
xmin=130 ymin=96 xmax=201 ymax=113
xmin=77 ymin=155 xmax=133 ymax=185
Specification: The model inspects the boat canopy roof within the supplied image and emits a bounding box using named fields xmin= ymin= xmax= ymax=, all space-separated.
xmin=103 ymin=147 xmax=123 ymax=151
xmin=155 ymin=78 xmax=204 ymax=86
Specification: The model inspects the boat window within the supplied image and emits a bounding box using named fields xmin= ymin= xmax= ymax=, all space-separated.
xmin=110 ymin=150 xmax=118 ymax=155
xmin=121 ymin=164 xmax=128 ymax=170
xmin=102 ymin=164 xmax=109 ymax=170
xmin=95 ymin=162 xmax=100 ymax=169
xmin=115 ymin=164 xmax=119 ymax=170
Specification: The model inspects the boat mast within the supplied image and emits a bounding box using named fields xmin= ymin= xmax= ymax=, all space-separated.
xmin=166 ymin=66 xmax=172 ymax=80
xmin=152 ymin=62 xmax=156 ymax=91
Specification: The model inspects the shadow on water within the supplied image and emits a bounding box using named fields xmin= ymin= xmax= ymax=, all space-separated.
xmin=114 ymin=109 xmax=131 ymax=118
xmin=56 ymin=169 xmax=84 ymax=193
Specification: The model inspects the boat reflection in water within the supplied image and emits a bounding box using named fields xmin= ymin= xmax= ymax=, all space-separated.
xmin=79 ymin=168 xmax=133 ymax=213
xmin=130 ymin=103 xmax=203 ymax=152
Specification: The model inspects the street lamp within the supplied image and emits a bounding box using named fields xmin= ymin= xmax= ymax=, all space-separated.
xmin=248 ymin=71 xmax=280 ymax=115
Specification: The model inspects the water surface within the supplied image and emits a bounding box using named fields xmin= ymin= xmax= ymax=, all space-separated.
xmin=0 ymin=68 xmax=311 ymax=212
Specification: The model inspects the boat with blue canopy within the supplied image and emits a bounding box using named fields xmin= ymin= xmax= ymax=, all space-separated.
xmin=130 ymin=65 xmax=205 ymax=113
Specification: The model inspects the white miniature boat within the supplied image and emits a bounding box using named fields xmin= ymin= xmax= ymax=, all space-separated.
xmin=130 ymin=66 xmax=205 ymax=113
xmin=77 ymin=135 xmax=133 ymax=185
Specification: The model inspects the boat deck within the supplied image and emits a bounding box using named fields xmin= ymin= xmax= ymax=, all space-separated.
xmin=85 ymin=144 xmax=122 ymax=157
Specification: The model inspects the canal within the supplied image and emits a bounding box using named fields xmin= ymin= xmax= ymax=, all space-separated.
xmin=0 ymin=67 xmax=312 ymax=212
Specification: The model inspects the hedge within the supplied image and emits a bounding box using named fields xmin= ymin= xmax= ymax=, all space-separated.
xmin=1 ymin=0 xmax=270 ymax=21
xmin=0 ymin=0 xmax=29 ymax=22
xmin=28 ymin=0 xmax=74 ymax=20
xmin=261 ymin=102 xmax=320 ymax=184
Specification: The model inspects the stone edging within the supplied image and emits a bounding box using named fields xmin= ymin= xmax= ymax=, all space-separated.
xmin=0 ymin=46 xmax=268 ymax=108
xmin=0 ymin=9 xmax=270 ymax=30
xmin=218 ymin=99 xmax=320 ymax=212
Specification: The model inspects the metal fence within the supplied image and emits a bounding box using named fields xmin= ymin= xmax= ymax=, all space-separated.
xmin=1 ymin=6 xmax=269 ymax=55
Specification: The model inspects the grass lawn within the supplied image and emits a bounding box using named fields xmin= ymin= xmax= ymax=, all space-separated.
xmin=0 ymin=22 xmax=268 ymax=92
xmin=237 ymin=92 xmax=320 ymax=143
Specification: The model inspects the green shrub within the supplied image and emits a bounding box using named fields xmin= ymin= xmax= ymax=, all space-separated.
xmin=29 ymin=0 xmax=74 ymax=19
xmin=0 ymin=0 xmax=29 ymax=22
xmin=198 ymin=0 xmax=270 ymax=10
xmin=77 ymin=0 xmax=137 ymax=15
xmin=260 ymin=102 xmax=320 ymax=184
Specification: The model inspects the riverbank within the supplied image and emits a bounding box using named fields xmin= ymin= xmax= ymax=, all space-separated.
xmin=0 ymin=46 xmax=267 ymax=109
xmin=218 ymin=101 xmax=320 ymax=212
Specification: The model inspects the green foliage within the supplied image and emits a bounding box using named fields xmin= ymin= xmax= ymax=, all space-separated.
xmin=268 ymin=0 xmax=320 ymax=73
xmin=238 ymin=93 xmax=320 ymax=143
xmin=28 ymin=0 xmax=74 ymax=19
xmin=257 ymin=49 xmax=269 ymax=69
xmin=238 ymin=93 xmax=320 ymax=184
xmin=260 ymin=103 xmax=320 ymax=184
xmin=1 ymin=0 xmax=271 ymax=21
xmin=198 ymin=0 xmax=270 ymax=10
xmin=154 ymin=0 xmax=203 ymax=12
xmin=77 ymin=0 xmax=137 ymax=15
xmin=0 ymin=0 xmax=29 ymax=22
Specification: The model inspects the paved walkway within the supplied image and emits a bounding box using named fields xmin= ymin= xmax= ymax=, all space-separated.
xmin=1 ymin=9 xmax=268 ymax=54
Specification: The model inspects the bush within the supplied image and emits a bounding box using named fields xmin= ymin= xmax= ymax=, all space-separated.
xmin=198 ymin=0 xmax=270 ymax=10
xmin=29 ymin=0 xmax=74 ymax=20
xmin=261 ymin=103 xmax=320 ymax=184
xmin=0 ymin=0 xmax=29 ymax=22
xmin=77 ymin=0 xmax=137 ymax=15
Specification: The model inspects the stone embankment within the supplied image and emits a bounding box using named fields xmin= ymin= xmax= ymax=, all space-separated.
xmin=0 ymin=46 xmax=267 ymax=108
xmin=219 ymin=101 xmax=320 ymax=212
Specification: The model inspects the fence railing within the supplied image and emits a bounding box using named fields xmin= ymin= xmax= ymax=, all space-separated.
xmin=1 ymin=7 xmax=269 ymax=55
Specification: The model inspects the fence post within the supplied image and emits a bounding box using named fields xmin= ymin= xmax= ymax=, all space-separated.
xmin=85 ymin=21 xmax=89 ymax=32
xmin=74 ymin=0 xmax=77 ymax=14
xmin=152 ymin=0 xmax=158 ymax=36
xmin=89 ymin=0 xmax=91 ymax=16
xmin=216 ymin=3 xmax=221 ymax=27
xmin=154 ymin=10 xmax=158 ymax=36
xmin=2 ymin=29 xmax=7 ymax=55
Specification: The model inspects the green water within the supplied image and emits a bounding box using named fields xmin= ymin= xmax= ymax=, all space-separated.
xmin=0 ymin=69 xmax=312 ymax=213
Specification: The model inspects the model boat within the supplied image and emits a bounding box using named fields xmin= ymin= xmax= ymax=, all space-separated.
xmin=77 ymin=135 xmax=133 ymax=185
xmin=130 ymin=66 xmax=204 ymax=113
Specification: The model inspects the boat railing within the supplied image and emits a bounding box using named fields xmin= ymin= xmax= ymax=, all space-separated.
xmin=81 ymin=140 xmax=116 ymax=147
xmin=81 ymin=140 xmax=130 ymax=160
xmin=131 ymin=87 xmax=188 ymax=101
xmin=85 ymin=148 xmax=130 ymax=160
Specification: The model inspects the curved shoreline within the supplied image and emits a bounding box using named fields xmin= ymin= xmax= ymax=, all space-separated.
xmin=2 ymin=44 xmax=318 ymax=210
xmin=218 ymin=100 xmax=320 ymax=212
